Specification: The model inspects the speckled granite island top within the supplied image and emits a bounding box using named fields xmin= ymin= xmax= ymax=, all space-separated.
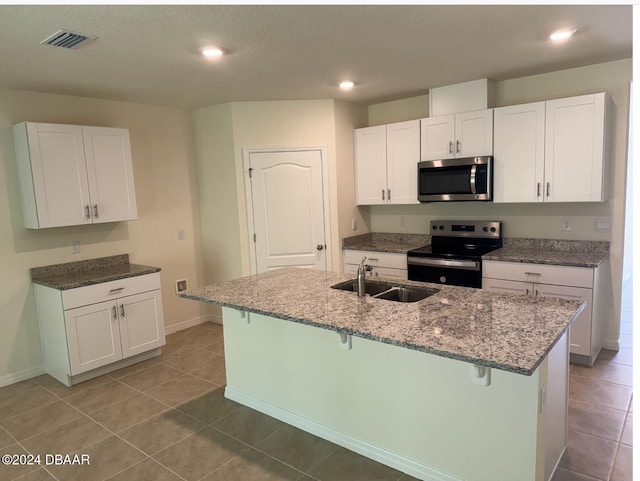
xmin=181 ymin=268 xmax=585 ymax=376
xmin=483 ymin=238 xmax=609 ymax=268
xmin=31 ymin=254 xmax=161 ymax=290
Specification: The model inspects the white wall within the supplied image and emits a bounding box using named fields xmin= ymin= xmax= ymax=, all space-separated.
xmin=365 ymin=59 xmax=631 ymax=348
xmin=192 ymin=99 xmax=367 ymax=299
xmin=0 ymin=88 xmax=208 ymax=385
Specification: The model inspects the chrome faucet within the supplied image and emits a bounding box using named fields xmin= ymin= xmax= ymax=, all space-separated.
xmin=356 ymin=256 xmax=371 ymax=297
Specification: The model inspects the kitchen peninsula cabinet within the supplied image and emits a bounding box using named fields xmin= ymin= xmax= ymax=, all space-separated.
xmin=34 ymin=271 xmax=165 ymax=386
xmin=420 ymin=109 xmax=493 ymax=161
xmin=13 ymin=122 xmax=138 ymax=228
xmin=355 ymin=119 xmax=420 ymax=205
xmin=493 ymin=93 xmax=609 ymax=203
xmin=483 ymin=260 xmax=606 ymax=366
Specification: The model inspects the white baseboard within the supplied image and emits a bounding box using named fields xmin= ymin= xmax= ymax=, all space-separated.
xmin=225 ymin=386 xmax=460 ymax=481
xmin=164 ymin=314 xmax=216 ymax=335
xmin=602 ymin=339 xmax=620 ymax=351
xmin=0 ymin=364 xmax=46 ymax=388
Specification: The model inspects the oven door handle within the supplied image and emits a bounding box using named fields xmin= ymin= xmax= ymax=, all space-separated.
xmin=407 ymin=257 xmax=480 ymax=271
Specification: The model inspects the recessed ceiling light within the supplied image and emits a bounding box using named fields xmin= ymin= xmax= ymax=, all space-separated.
xmin=339 ymin=80 xmax=355 ymax=90
xmin=201 ymin=47 xmax=224 ymax=57
xmin=549 ymin=28 xmax=577 ymax=41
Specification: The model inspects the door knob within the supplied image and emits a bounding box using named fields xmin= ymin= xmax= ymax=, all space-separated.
xmin=316 ymin=244 xmax=324 ymax=251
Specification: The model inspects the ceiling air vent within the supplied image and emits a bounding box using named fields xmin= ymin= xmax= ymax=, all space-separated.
xmin=40 ymin=30 xmax=96 ymax=49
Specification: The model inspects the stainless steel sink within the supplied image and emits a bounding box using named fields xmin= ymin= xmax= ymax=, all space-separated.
xmin=331 ymin=280 xmax=438 ymax=303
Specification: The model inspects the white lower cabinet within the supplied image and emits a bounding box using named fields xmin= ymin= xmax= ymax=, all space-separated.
xmin=483 ymin=261 xmax=603 ymax=365
xmin=35 ymin=272 xmax=165 ymax=386
xmin=343 ymin=249 xmax=407 ymax=280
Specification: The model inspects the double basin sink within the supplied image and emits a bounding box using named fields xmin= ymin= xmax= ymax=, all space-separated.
xmin=331 ymin=279 xmax=439 ymax=303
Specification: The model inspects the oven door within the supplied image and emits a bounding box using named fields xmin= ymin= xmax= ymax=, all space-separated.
xmin=418 ymin=156 xmax=492 ymax=202
xmin=407 ymin=257 xmax=482 ymax=288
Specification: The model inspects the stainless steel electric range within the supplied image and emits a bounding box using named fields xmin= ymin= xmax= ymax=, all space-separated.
xmin=407 ymin=220 xmax=502 ymax=288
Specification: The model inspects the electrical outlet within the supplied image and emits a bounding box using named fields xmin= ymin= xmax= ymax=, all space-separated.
xmin=175 ymin=279 xmax=188 ymax=294
xmin=351 ymin=218 xmax=358 ymax=231
xmin=561 ymin=218 xmax=571 ymax=231
xmin=71 ymin=241 xmax=81 ymax=254
xmin=177 ymin=229 xmax=185 ymax=240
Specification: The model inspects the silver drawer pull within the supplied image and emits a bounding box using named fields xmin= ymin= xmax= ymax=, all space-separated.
xmin=112 ymin=305 xmax=117 ymax=320
xmin=524 ymin=272 xmax=542 ymax=277
xmin=109 ymin=287 xmax=125 ymax=295
xmin=93 ymin=204 xmax=99 ymax=218
xmin=120 ymin=304 xmax=125 ymax=318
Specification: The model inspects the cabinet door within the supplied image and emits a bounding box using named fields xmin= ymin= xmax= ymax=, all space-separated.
xmin=545 ymin=93 xmax=606 ymax=202
xmin=493 ymin=102 xmax=545 ymax=203
xmin=482 ymin=278 xmax=533 ymax=295
xmin=534 ymin=284 xmax=593 ymax=357
xmin=21 ymin=123 xmax=92 ymax=228
xmin=455 ymin=109 xmax=493 ymax=158
xmin=355 ymin=125 xmax=387 ymax=205
xmin=83 ymin=127 xmax=138 ymax=223
xmin=118 ymin=290 xmax=166 ymax=358
xmin=64 ymin=301 xmax=123 ymax=375
xmin=420 ymin=115 xmax=455 ymax=161
xmin=386 ymin=120 xmax=420 ymax=204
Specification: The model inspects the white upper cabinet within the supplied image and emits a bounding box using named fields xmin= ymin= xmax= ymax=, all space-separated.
xmin=13 ymin=122 xmax=137 ymax=228
xmin=420 ymin=109 xmax=493 ymax=161
xmin=355 ymin=120 xmax=420 ymax=205
xmin=545 ymin=93 xmax=607 ymax=202
xmin=493 ymin=93 xmax=608 ymax=203
xmin=493 ymin=102 xmax=546 ymax=203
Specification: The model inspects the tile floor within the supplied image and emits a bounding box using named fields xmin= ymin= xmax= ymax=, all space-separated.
xmin=0 ymin=282 xmax=633 ymax=481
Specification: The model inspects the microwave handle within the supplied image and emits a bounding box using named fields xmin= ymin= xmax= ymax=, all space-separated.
xmin=470 ymin=164 xmax=477 ymax=195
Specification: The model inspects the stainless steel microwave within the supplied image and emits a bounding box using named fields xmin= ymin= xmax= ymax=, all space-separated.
xmin=418 ymin=156 xmax=493 ymax=202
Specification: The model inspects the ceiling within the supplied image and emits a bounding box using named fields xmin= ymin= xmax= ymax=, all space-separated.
xmin=0 ymin=4 xmax=632 ymax=110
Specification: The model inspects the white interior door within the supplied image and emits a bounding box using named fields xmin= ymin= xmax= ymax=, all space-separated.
xmin=246 ymin=149 xmax=329 ymax=273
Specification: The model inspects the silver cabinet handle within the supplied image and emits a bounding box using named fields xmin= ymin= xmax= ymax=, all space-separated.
xmin=524 ymin=272 xmax=542 ymax=277
xmin=526 ymin=288 xmax=530 ymax=295
xmin=382 ymin=189 xmax=385 ymax=201
xmin=449 ymin=141 xmax=454 ymax=155
xmin=85 ymin=205 xmax=91 ymax=220
xmin=537 ymin=183 xmax=541 ymax=197
xmin=112 ymin=305 xmax=117 ymax=320
xmin=120 ymin=304 xmax=125 ymax=318
xmin=109 ymin=287 xmax=125 ymax=295
xmin=93 ymin=204 xmax=99 ymax=218
xmin=546 ymin=182 xmax=551 ymax=197
xmin=387 ymin=189 xmax=391 ymax=201
xmin=456 ymin=140 xmax=461 ymax=154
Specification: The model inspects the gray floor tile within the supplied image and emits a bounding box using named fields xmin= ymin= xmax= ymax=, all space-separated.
xmin=551 ymin=467 xmax=600 ymax=481
xmin=610 ymin=444 xmax=633 ymax=481
xmin=255 ymin=424 xmax=338 ymax=473
xmin=202 ymin=447 xmax=304 ymax=481
xmin=46 ymin=435 xmax=145 ymax=481
xmin=34 ymin=373 xmax=111 ymax=398
xmin=88 ymin=393 xmax=168 ymax=432
xmin=190 ymin=354 xmax=226 ymax=385
xmin=0 ymin=443 xmax=40 ymax=480
xmin=308 ymin=447 xmax=404 ymax=481
xmin=116 ymin=363 xmax=184 ymax=392
xmin=0 ymin=400 xmax=82 ymax=441
xmin=571 ymin=361 xmax=633 ymax=387
xmin=161 ymin=348 xmax=221 ymax=374
xmin=0 ymin=379 xmax=38 ymax=402
xmin=21 ymin=415 xmax=111 ymax=456
xmin=64 ymin=379 xmax=139 ymax=414
xmin=118 ymin=409 xmax=205 ymax=455
xmin=212 ymin=406 xmax=285 ymax=446
xmin=559 ymin=429 xmax=617 ymax=481
xmin=175 ymin=386 xmax=241 ymax=424
xmin=620 ymin=413 xmax=632 ymax=446
xmin=153 ymin=427 xmax=249 ymax=481
xmin=0 ymin=386 xmax=58 ymax=421
xmin=567 ymin=398 xmax=626 ymax=441
xmin=0 ymin=425 xmax=15 ymax=450
xmin=144 ymin=374 xmax=216 ymax=407
xmin=569 ymin=374 xmax=632 ymax=411
xmin=597 ymin=347 xmax=632 ymax=366
xmin=12 ymin=468 xmax=59 ymax=480
xmin=105 ymin=457 xmax=183 ymax=481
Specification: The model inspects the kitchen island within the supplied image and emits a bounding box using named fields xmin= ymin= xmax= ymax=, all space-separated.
xmin=181 ymin=268 xmax=585 ymax=481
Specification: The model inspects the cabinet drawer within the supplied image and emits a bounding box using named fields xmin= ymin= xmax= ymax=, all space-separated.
xmin=483 ymin=261 xmax=593 ymax=288
xmin=62 ymin=272 xmax=161 ymax=310
xmin=344 ymin=249 xmax=407 ymax=270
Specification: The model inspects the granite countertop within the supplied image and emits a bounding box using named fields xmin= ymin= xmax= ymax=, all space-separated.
xmin=180 ymin=268 xmax=584 ymax=376
xmin=31 ymin=254 xmax=161 ymax=290
xmin=483 ymin=238 xmax=609 ymax=268
xmin=342 ymin=232 xmax=429 ymax=254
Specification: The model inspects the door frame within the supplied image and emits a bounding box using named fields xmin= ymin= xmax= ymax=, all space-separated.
xmin=243 ymin=146 xmax=332 ymax=275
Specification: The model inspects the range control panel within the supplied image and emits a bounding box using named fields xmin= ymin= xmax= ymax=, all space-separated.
xmin=429 ymin=220 xmax=501 ymax=238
